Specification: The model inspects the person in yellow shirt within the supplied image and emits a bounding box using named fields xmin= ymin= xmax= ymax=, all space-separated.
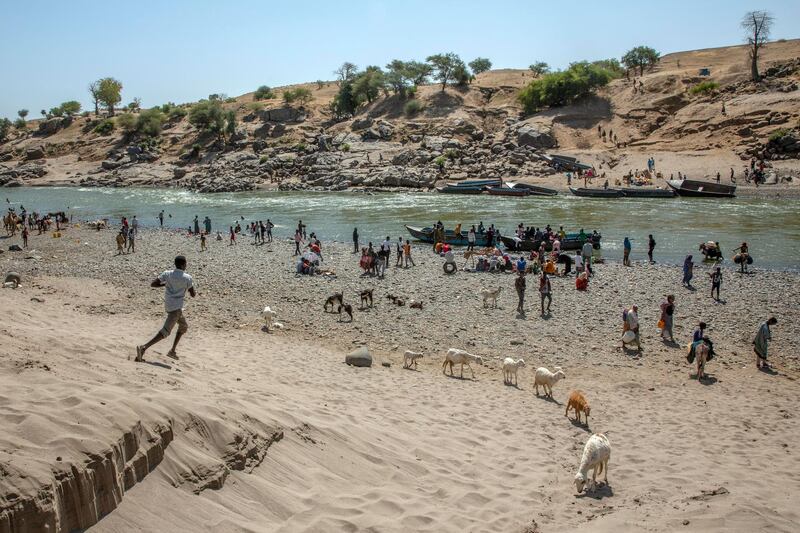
xmin=403 ymin=239 xmax=415 ymax=267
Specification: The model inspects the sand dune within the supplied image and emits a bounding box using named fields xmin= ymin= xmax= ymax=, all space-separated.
xmin=1 ymin=271 xmax=799 ymax=532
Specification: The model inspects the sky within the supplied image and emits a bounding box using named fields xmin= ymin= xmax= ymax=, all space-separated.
xmin=1 ymin=0 xmax=799 ymax=119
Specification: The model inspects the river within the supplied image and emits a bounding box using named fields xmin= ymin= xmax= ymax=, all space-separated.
xmin=5 ymin=187 xmax=800 ymax=270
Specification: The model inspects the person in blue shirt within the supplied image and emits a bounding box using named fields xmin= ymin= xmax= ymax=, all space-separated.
xmin=623 ymin=237 xmax=632 ymax=266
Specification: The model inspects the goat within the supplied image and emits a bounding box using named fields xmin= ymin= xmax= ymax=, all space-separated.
xmin=338 ymin=303 xmax=353 ymax=322
xmin=409 ymin=300 xmax=423 ymax=309
xmin=481 ymin=287 xmax=502 ymax=308
xmin=324 ymin=293 xmax=343 ymax=312
xmin=574 ymin=433 xmax=610 ymax=493
xmin=360 ymin=289 xmax=374 ymax=308
xmin=502 ymin=357 xmax=526 ymax=386
xmin=442 ymin=348 xmax=483 ymax=379
xmin=565 ymin=390 xmax=591 ymax=425
xmin=261 ymin=306 xmax=278 ymax=332
xmin=403 ymin=350 xmax=424 ymax=369
xmin=533 ymin=366 xmax=565 ymax=397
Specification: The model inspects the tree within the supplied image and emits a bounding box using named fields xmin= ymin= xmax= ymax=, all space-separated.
xmin=453 ymin=63 xmax=473 ymax=86
xmin=591 ymin=58 xmax=625 ymax=78
xmin=334 ymin=62 xmax=358 ymax=85
xmin=136 ymin=108 xmax=165 ymax=137
xmin=741 ymin=10 xmax=773 ymax=82
xmin=518 ymin=61 xmax=614 ymax=114
xmin=529 ymin=62 xmax=550 ymax=77
xmin=0 ymin=118 xmax=12 ymax=141
xmin=468 ymin=57 xmax=492 ymax=75
xmin=225 ymin=110 xmax=237 ymax=138
xmin=127 ymin=97 xmax=142 ymax=112
xmin=426 ymin=53 xmax=465 ymax=91
xmin=351 ymin=66 xmax=385 ymax=104
xmin=330 ymin=82 xmax=358 ymax=118
xmin=88 ymin=81 xmax=101 ymax=115
xmin=282 ymin=87 xmax=313 ymax=106
xmin=18 ymin=109 xmax=29 ymax=120
xmin=96 ymin=77 xmax=123 ymax=116
xmin=621 ymin=46 xmax=660 ymax=76
xmin=188 ymin=100 xmax=225 ymax=134
xmin=59 ymin=101 xmax=82 ymax=115
xmin=254 ymin=85 xmax=275 ymax=100
xmin=116 ymin=113 xmax=138 ymax=134
xmin=14 ymin=118 xmax=27 ymax=130
xmin=404 ymin=60 xmax=432 ymax=86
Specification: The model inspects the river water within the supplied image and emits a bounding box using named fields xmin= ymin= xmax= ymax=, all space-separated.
xmin=5 ymin=187 xmax=800 ymax=270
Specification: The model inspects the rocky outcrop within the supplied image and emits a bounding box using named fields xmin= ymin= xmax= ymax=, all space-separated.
xmin=0 ymin=162 xmax=48 ymax=186
xmin=516 ymin=122 xmax=556 ymax=149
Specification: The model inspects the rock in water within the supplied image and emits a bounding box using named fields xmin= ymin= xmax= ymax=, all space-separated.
xmin=345 ymin=346 xmax=372 ymax=368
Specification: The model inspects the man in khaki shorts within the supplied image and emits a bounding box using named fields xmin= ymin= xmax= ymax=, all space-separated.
xmin=136 ymin=255 xmax=196 ymax=362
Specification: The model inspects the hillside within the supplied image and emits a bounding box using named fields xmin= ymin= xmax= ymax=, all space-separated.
xmin=1 ymin=40 xmax=799 ymax=193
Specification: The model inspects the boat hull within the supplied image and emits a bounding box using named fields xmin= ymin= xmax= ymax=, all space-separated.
xmin=667 ymin=179 xmax=736 ymax=198
xmin=569 ymin=187 xmax=623 ymax=198
xmin=405 ymin=225 xmax=491 ymax=246
xmin=500 ymin=234 xmax=601 ymax=252
xmin=436 ymin=186 xmax=485 ymax=195
xmin=618 ymin=188 xmax=675 ymax=198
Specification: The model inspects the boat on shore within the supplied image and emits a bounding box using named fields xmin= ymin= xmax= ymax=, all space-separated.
xmin=618 ymin=187 xmax=675 ymax=198
xmin=404 ymin=225 xmax=491 ymax=246
xmin=569 ymin=187 xmax=623 ymax=198
xmin=449 ymin=178 xmax=503 ymax=188
xmin=500 ymin=233 xmax=601 ymax=252
xmin=486 ymin=186 xmax=529 ymax=197
xmin=667 ymin=179 xmax=736 ymax=198
xmin=507 ymin=183 xmax=559 ymax=196
xmin=436 ymin=185 xmax=484 ymax=195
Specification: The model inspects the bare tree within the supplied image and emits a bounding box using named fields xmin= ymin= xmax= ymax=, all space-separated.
xmin=88 ymin=81 xmax=101 ymax=115
xmin=741 ymin=10 xmax=773 ymax=82
xmin=333 ymin=62 xmax=358 ymax=86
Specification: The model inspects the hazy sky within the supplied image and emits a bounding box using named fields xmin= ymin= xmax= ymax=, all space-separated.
xmin=2 ymin=0 xmax=798 ymax=119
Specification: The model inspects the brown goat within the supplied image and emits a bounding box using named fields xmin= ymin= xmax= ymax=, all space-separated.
xmin=565 ymin=390 xmax=591 ymax=425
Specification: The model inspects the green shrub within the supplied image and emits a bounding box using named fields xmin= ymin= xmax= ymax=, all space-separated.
xmin=259 ymin=155 xmax=268 ymax=164
xmin=81 ymin=111 xmax=91 ymax=118
xmin=769 ymin=128 xmax=791 ymax=142
xmin=168 ymin=106 xmax=187 ymax=120
xmin=406 ymin=85 xmax=417 ymax=98
xmin=341 ymin=143 xmax=350 ymax=152
xmin=254 ymin=85 xmax=275 ymax=100
xmin=518 ymin=61 xmax=614 ymax=113
xmin=116 ymin=113 xmax=137 ymax=133
xmin=189 ymin=100 xmax=225 ymax=133
xmin=136 ymin=108 xmax=165 ymax=137
xmin=247 ymin=102 xmax=264 ymax=112
xmin=0 ymin=118 xmax=11 ymax=141
xmin=689 ymin=81 xmax=720 ymax=95
xmin=93 ymin=119 xmax=115 ymax=135
xmin=445 ymin=148 xmax=458 ymax=160
xmin=225 ymin=97 xmax=237 ymax=104
xmin=283 ymin=87 xmax=312 ymax=106
xmin=404 ymin=99 xmax=424 ymax=116
xmin=296 ymin=142 xmax=307 ymax=151
xmin=434 ymin=155 xmax=446 ymax=169
xmin=316 ymin=80 xmax=325 ymax=90
xmin=14 ymin=118 xmax=27 ymax=130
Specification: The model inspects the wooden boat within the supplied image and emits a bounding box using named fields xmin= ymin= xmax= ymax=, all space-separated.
xmin=544 ymin=154 xmax=593 ymax=171
xmin=618 ymin=187 xmax=675 ymax=198
xmin=448 ymin=178 xmax=502 ymax=188
xmin=486 ymin=186 xmax=529 ymax=197
xmin=405 ymin=225 xmax=491 ymax=246
xmin=436 ymin=185 xmax=485 ymax=195
xmin=569 ymin=187 xmax=623 ymax=198
xmin=507 ymin=183 xmax=559 ymax=196
xmin=667 ymin=179 xmax=736 ymax=198
xmin=500 ymin=233 xmax=601 ymax=252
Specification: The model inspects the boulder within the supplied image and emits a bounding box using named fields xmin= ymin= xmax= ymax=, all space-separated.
xmin=422 ymin=136 xmax=448 ymax=151
xmin=261 ymin=107 xmax=304 ymax=123
xmin=101 ymin=159 xmax=122 ymax=170
xmin=8 ymin=245 xmax=23 ymax=252
xmin=37 ymin=118 xmax=64 ymax=136
xmin=345 ymin=346 xmax=372 ymax=367
xmin=271 ymin=123 xmax=287 ymax=138
xmin=173 ymin=167 xmax=187 ymax=179
xmin=351 ymin=117 xmax=374 ymax=131
xmin=25 ymin=147 xmax=46 ymax=160
xmin=517 ymin=123 xmax=556 ymax=149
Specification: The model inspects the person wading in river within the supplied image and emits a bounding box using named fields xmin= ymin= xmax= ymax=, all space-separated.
xmin=136 ymin=255 xmax=196 ymax=362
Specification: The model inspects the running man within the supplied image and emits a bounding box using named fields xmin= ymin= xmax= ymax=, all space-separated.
xmin=136 ymin=255 xmax=196 ymax=362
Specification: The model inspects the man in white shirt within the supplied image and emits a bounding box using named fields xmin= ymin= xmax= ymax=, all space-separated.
xmin=136 ymin=255 xmax=196 ymax=362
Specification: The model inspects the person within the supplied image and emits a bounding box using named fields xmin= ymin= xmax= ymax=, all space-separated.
xmin=200 ymin=232 xmax=207 ymax=251
xmin=574 ymin=249 xmax=584 ymax=274
xmin=131 ymin=215 xmax=139 ymax=234
xmin=293 ymin=229 xmax=302 ymax=255
xmin=403 ymin=239 xmax=415 ymax=267
xmin=359 ymin=247 xmax=371 ymax=274
xmin=730 ymin=167 xmax=735 ymax=183
xmin=467 ymin=226 xmax=476 ymax=252
xmin=558 ymin=252 xmax=573 ymax=276
xmin=623 ymin=237 xmax=632 ymax=266
xmin=682 ymin=255 xmax=694 ymax=287
xmin=753 ymin=317 xmax=777 ymax=370
xmin=625 ymin=305 xmax=641 ymax=350
xmin=21 ymin=225 xmax=28 ymax=249
xmin=266 ymin=219 xmax=274 ymax=242
xmin=709 ymin=267 xmax=722 ymax=299
xmin=581 ymin=240 xmax=593 ymax=275
xmin=127 ymin=226 xmax=135 ymax=253
xmin=477 ymin=221 xmax=484 ymax=234
xmin=515 ymin=271 xmax=526 ymax=315
xmin=381 ymin=236 xmax=392 ymax=269
xmin=116 ymin=230 xmax=125 ymax=255
xmin=539 ymin=272 xmax=552 ymax=316
xmin=396 ymin=237 xmax=404 ymax=267
xmin=486 ymin=226 xmax=494 ymax=247
xmin=647 ymin=234 xmax=656 ymax=263
xmin=734 ymin=242 xmax=750 ymax=273
xmin=159 ymin=210 xmax=164 ymax=227
xmin=659 ymin=295 xmax=675 ymax=342
xmin=516 ymin=255 xmax=527 ymax=274
xmin=297 ymin=220 xmax=306 ymax=240
xmin=230 ymin=226 xmax=237 ymax=246
xmin=693 ymin=322 xmax=706 ymax=343
xmin=216 ymin=231 xmax=223 ymax=241
xmin=203 ymin=216 xmax=211 ymax=235
xmin=136 ymin=255 xmax=196 ymax=362
xmin=575 ymin=271 xmax=589 ymax=290
xmin=193 ymin=216 xmax=200 ymax=235
xmin=716 ymin=171 xmax=721 ymax=183
xmin=353 ymin=227 xmax=359 ymax=253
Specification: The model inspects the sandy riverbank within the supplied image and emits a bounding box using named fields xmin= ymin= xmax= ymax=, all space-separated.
xmin=1 ymin=226 xmax=799 ymax=532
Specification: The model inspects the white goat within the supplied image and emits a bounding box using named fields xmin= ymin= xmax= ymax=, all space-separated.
xmin=502 ymin=357 xmax=526 ymax=386
xmin=403 ymin=350 xmax=424 ymax=369
xmin=261 ymin=306 xmax=282 ymax=332
xmin=533 ymin=366 xmax=565 ymax=397
xmin=574 ymin=433 xmax=611 ymax=493
xmin=442 ymin=348 xmax=484 ymax=379
xmin=481 ymin=287 xmax=502 ymax=308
